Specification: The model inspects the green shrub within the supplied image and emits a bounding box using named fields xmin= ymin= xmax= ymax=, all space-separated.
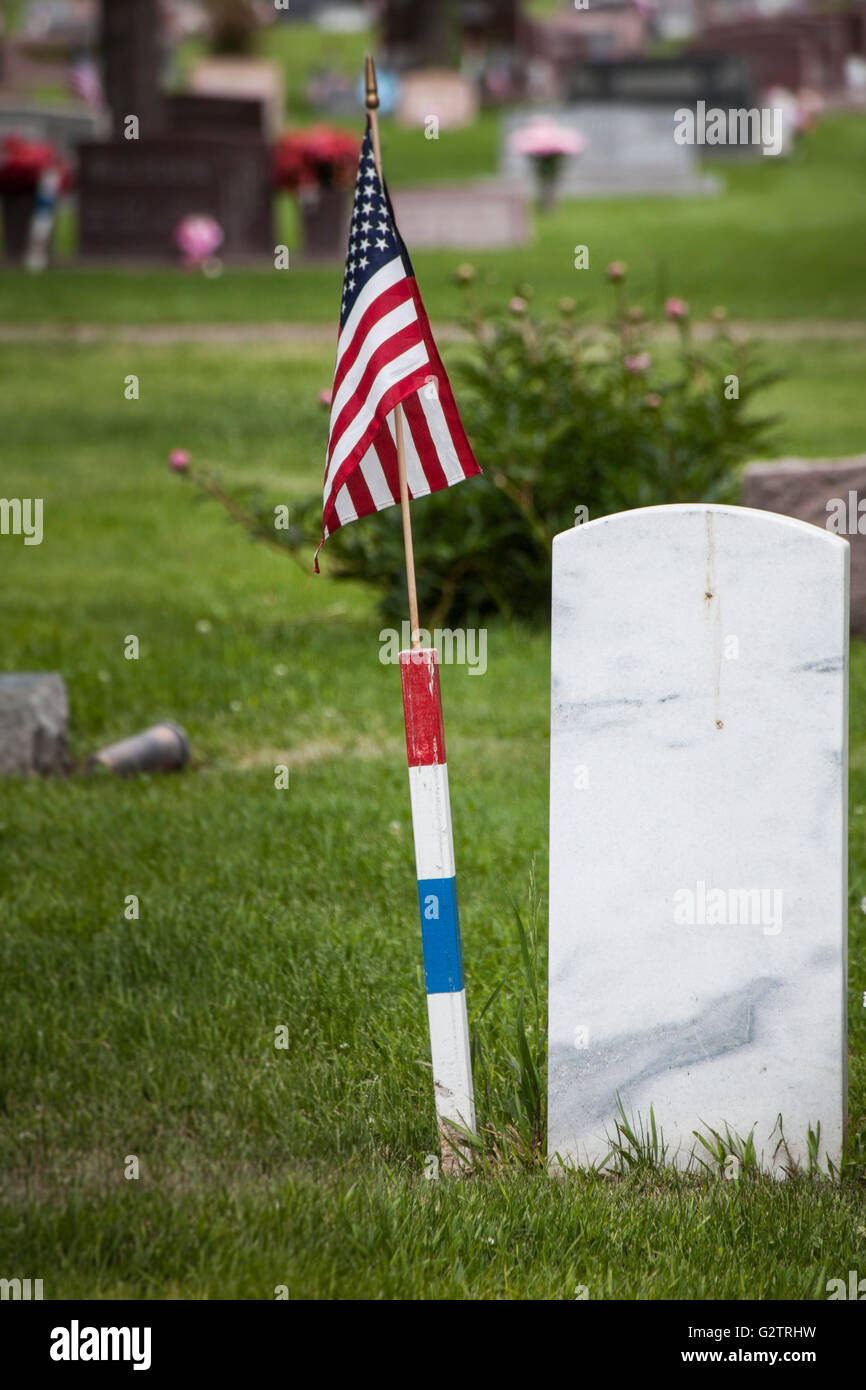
xmin=185 ymin=269 xmax=781 ymax=628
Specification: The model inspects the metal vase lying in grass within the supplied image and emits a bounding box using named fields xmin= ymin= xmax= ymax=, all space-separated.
xmin=88 ymin=722 xmax=189 ymax=776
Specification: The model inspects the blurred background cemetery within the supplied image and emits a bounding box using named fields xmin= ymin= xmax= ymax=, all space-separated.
xmin=2 ymin=0 xmax=866 ymax=1298
xmin=2 ymin=0 xmax=865 ymax=288
xmin=3 ymin=0 xmax=866 ymax=617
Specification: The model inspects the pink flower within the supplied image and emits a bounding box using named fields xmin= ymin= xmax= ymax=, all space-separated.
xmin=606 ymin=261 xmax=626 ymax=281
xmin=174 ymin=214 xmax=223 ymax=265
xmin=509 ymin=296 xmax=528 ymax=315
xmin=510 ymin=117 xmax=586 ymax=159
xmin=665 ymin=297 xmax=689 ymax=321
xmin=644 ymin=392 xmax=662 ymax=408
xmin=796 ymin=87 xmax=823 ymax=133
xmin=318 ymin=388 xmax=332 ymax=407
xmin=169 ymin=449 xmax=191 ymax=472
xmin=624 ymin=352 xmax=651 ymax=374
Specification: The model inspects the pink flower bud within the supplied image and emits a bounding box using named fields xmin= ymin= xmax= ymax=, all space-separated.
xmin=665 ymin=297 xmax=689 ymax=320
xmin=318 ymin=388 xmax=332 ymax=407
xmin=627 ymin=305 xmax=644 ymax=322
xmin=606 ymin=261 xmax=626 ymax=281
xmin=644 ymin=392 xmax=662 ymax=408
xmin=624 ymin=352 xmax=651 ymax=375
xmin=509 ymin=296 xmax=528 ymax=314
xmin=169 ymin=449 xmax=191 ymax=472
xmin=174 ymin=214 xmax=223 ymax=265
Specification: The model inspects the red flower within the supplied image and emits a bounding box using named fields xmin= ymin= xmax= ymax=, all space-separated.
xmin=0 ymin=135 xmax=72 ymax=194
xmin=273 ymin=126 xmax=360 ymax=193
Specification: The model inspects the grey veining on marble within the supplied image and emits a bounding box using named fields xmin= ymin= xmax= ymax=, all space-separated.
xmin=548 ymin=505 xmax=849 ymax=1173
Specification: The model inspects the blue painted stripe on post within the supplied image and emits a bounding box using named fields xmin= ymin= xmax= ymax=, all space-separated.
xmin=417 ymin=876 xmax=464 ymax=994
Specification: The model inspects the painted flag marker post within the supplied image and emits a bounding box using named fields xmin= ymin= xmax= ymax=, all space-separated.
xmin=364 ymin=57 xmax=477 ymax=1171
xmin=316 ymin=54 xmax=478 ymax=1170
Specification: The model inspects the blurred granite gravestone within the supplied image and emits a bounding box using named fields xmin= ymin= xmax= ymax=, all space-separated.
xmin=165 ymin=93 xmax=266 ymax=136
xmin=274 ymin=0 xmax=321 ymax=20
xmin=396 ymin=69 xmax=478 ymax=129
xmin=0 ymin=674 xmax=69 ymax=776
xmin=743 ymin=456 xmax=866 ymax=638
xmin=691 ymin=13 xmax=851 ymax=94
xmin=564 ymin=54 xmax=754 ymax=108
xmin=548 ymin=504 xmax=848 ymax=1175
xmin=0 ymin=104 xmax=102 ymax=159
xmin=99 ymin=0 xmax=165 ymax=138
xmin=382 ymin=0 xmax=520 ymax=67
xmin=391 ymin=182 xmax=528 ymax=247
xmin=78 ymin=137 xmax=273 ymax=262
xmin=557 ymin=54 xmax=759 ymax=163
xmin=501 ymin=106 xmax=718 ymax=197
xmin=187 ymin=56 xmax=284 ymax=137
xmin=77 ymin=0 xmax=274 ymax=262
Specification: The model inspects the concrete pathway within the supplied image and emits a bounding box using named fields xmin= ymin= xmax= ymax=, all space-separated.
xmin=1 ymin=321 xmax=865 ymax=345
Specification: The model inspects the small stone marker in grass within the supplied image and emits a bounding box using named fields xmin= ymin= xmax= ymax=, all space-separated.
xmin=0 ymin=673 xmax=69 ymax=776
xmin=743 ymin=455 xmax=866 ymax=639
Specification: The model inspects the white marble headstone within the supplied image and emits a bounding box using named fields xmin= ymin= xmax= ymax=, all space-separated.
xmin=548 ymin=504 xmax=849 ymax=1174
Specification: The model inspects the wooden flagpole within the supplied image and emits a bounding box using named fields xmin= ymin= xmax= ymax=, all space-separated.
xmin=365 ymin=56 xmax=421 ymax=650
xmin=364 ymin=55 xmax=477 ymax=1171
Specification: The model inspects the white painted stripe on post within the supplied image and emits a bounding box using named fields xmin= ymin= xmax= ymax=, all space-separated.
xmin=426 ymin=989 xmax=476 ymax=1134
xmin=407 ymin=762 xmax=456 ymax=881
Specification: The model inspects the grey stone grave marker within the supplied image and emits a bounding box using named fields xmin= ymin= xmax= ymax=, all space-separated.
xmin=500 ymin=105 xmax=719 ymax=197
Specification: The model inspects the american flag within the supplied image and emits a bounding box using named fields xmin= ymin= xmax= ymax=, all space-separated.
xmin=69 ymin=53 xmax=103 ymax=108
xmin=315 ymin=119 xmax=480 ymax=571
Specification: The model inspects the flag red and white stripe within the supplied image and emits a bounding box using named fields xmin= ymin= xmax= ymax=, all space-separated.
xmin=315 ymin=120 xmax=480 ymax=570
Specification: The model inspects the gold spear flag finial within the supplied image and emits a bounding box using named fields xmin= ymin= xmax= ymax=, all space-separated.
xmin=365 ymin=54 xmax=379 ymax=111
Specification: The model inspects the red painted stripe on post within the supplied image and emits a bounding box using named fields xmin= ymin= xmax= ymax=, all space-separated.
xmin=400 ymin=648 xmax=446 ymax=768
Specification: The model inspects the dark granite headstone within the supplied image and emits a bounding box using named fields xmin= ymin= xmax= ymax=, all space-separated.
xmin=274 ymin=0 xmax=321 ymax=19
xmin=382 ymin=0 xmax=519 ymax=66
xmin=77 ymin=136 xmax=274 ymax=262
xmin=693 ymin=14 xmax=851 ymax=93
xmin=459 ymin=0 xmax=520 ymax=45
xmin=564 ymin=55 xmax=754 ymax=109
xmin=850 ymin=7 xmax=866 ymax=57
xmin=80 ymin=0 xmax=274 ymax=263
xmin=99 ymin=0 xmax=165 ymax=137
xmin=165 ymin=94 xmax=266 ymax=136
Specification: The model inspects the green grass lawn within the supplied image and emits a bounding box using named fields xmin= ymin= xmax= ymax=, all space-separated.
xmin=0 ymin=341 xmax=865 ymax=1298
xmin=2 ymin=114 xmax=865 ymax=325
